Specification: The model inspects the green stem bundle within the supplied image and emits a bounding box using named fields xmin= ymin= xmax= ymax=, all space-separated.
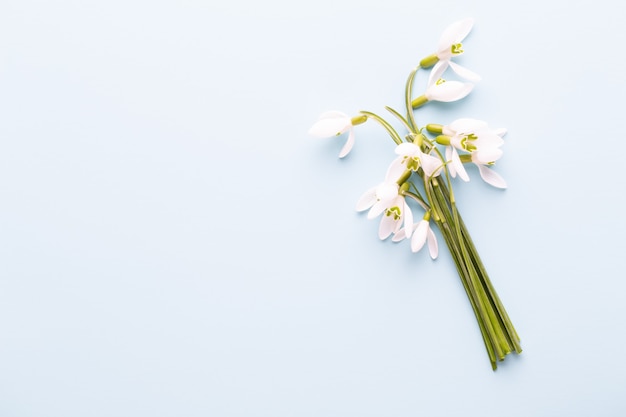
xmin=431 ymin=178 xmax=521 ymax=369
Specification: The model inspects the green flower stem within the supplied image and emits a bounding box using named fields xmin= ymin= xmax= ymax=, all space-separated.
xmin=432 ymin=178 xmax=522 ymax=367
xmin=427 ymin=183 xmax=497 ymax=368
xmin=457 ymin=211 xmax=522 ymax=352
xmin=435 ymin=209 xmax=498 ymax=369
xmin=385 ymin=106 xmax=415 ymax=135
xmin=402 ymin=190 xmax=430 ymax=212
xmin=447 ymin=185 xmax=507 ymax=359
xmin=428 ymin=180 xmax=499 ymax=368
xmin=438 ymin=179 xmax=521 ymax=351
xmin=405 ymin=66 xmax=421 ymax=132
xmin=408 ymin=182 xmax=429 ymax=211
xmin=423 ymin=176 xmax=443 ymax=224
xmin=457 ymin=206 xmax=519 ymax=357
xmin=358 ymin=111 xmax=403 ymax=145
xmin=396 ymin=170 xmax=413 ymax=186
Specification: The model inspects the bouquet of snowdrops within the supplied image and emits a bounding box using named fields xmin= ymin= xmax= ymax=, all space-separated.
xmin=309 ymin=18 xmax=521 ymax=370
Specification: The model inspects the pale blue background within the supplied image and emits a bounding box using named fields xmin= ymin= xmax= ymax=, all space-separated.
xmin=1 ymin=0 xmax=625 ymax=416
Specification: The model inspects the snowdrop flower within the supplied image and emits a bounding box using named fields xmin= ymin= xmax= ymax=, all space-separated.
xmin=356 ymin=174 xmax=414 ymax=240
xmin=411 ymin=217 xmax=438 ymax=258
xmin=444 ymin=147 xmax=507 ymax=189
xmin=420 ymin=18 xmax=481 ymax=82
xmin=432 ymin=118 xmax=507 ymax=188
xmin=387 ymin=142 xmax=444 ymax=180
xmin=445 ymin=118 xmax=504 ymax=162
xmin=412 ymin=71 xmax=474 ymax=108
xmin=392 ymin=214 xmax=438 ymax=259
xmin=308 ymin=111 xmax=367 ymax=158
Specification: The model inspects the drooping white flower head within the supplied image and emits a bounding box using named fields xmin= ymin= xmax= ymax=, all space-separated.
xmin=445 ymin=118 xmax=504 ymax=163
xmin=388 ymin=142 xmax=444 ymax=179
xmin=355 ymin=165 xmax=414 ymax=240
xmin=308 ymin=111 xmax=358 ymax=158
xmin=424 ymin=67 xmax=474 ymax=103
xmin=433 ymin=18 xmax=481 ymax=82
xmin=392 ymin=218 xmax=438 ymax=259
xmin=411 ymin=219 xmax=438 ymax=258
xmin=442 ymin=118 xmax=507 ymax=188
xmin=411 ymin=62 xmax=474 ymax=108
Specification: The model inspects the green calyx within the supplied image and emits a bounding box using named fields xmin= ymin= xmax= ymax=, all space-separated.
xmin=409 ymin=133 xmax=426 ymax=147
xmin=419 ymin=53 xmax=439 ymax=68
xmin=351 ymin=114 xmax=368 ymax=126
xmin=435 ymin=135 xmax=451 ymax=146
xmin=411 ymin=95 xmax=429 ymax=109
xmin=426 ymin=124 xmax=444 ymax=134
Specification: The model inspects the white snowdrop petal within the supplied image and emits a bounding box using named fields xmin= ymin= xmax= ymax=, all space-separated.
xmin=355 ymin=188 xmax=377 ymax=211
xmin=421 ymin=153 xmax=444 ymax=178
xmin=378 ymin=213 xmax=396 ymax=240
xmin=368 ymin=200 xmax=388 ymax=219
xmin=427 ymin=228 xmax=439 ymax=259
xmin=411 ymin=220 xmax=429 ymax=253
xmin=376 ymin=183 xmax=399 ymax=201
xmin=474 ymin=148 xmax=503 ymax=164
xmin=448 ymin=61 xmax=481 ymax=82
xmin=392 ymin=228 xmax=407 ymax=242
xmin=385 ymin=157 xmax=406 ymax=183
xmin=338 ymin=129 xmax=355 ymax=158
xmin=403 ymin=201 xmax=414 ymax=239
xmin=427 ymin=81 xmax=474 ymax=102
xmin=438 ymin=18 xmax=474 ymax=51
xmin=477 ymin=164 xmax=507 ymax=189
xmin=474 ymin=132 xmax=504 ymax=148
xmin=451 ymin=147 xmax=470 ymax=182
xmin=308 ymin=118 xmax=349 ymax=138
xmin=395 ymin=142 xmax=419 ymax=155
xmin=428 ymin=61 xmax=448 ymax=87
xmin=449 ymin=118 xmax=488 ymax=134
xmin=446 ymin=146 xmax=457 ymax=178
xmin=319 ymin=111 xmax=348 ymax=119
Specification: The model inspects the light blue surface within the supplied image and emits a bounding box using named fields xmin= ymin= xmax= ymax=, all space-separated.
xmin=1 ymin=0 xmax=625 ymax=416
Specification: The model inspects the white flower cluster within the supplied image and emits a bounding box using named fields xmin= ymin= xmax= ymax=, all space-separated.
xmin=309 ymin=18 xmax=507 ymax=260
